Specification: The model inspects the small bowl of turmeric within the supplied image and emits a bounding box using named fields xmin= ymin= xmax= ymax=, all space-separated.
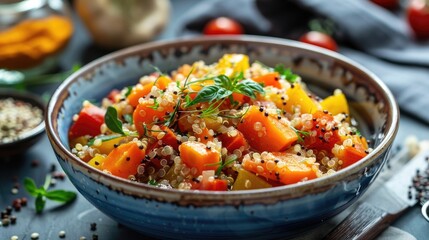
xmin=0 ymin=0 xmax=73 ymax=75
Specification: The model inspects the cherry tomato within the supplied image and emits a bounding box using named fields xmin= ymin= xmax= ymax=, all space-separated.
xmin=370 ymin=0 xmax=399 ymax=9
xmin=407 ymin=0 xmax=429 ymax=39
xmin=203 ymin=17 xmax=244 ymax=35
xmin=299 ymin=31 xmax=338 ymax=51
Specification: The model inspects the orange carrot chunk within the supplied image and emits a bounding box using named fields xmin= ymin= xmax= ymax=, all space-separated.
xmin=218 ymin=130 xmax=248 ymax=153
xmin=237 ymin=105 xmax=298 ymax=152
xmin=254 ymin=72 xmax=281 ymax=89
xmin=127 ymin=76 xmax=172 ymax=107
xmin=102 ymin=142 xmax=146 ymax=178
xmin=133 ymin=100 xmax=174 ymax=136
xmin=179 ymin=141 xmax=220 ymax=176
xmin=242 ymin=152 xmax=319 ymax=185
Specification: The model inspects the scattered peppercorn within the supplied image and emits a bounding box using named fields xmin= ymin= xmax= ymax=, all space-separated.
xmin=90 ymin=222 xmax=97 ymax=231
xmin=59 ymin=230 xmax=66 ymax=238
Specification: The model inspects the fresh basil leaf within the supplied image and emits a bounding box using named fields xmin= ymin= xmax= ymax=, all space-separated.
xmin=45 ymin=190 xmax=77 ymax=203
xmin=214 ymin=75 xmax=232 ymax=89
xmin=35 ymin=193 xmax=46 ymax=214
xmin=105 ymin=106 xmax=125 ymax=135
xmin=23 ymin=178 xmax=38 ymax=197
xmin=186 ymin=85 xmax=232 ymax=106
xmin=235 ymin=79 xmax=264 ymax=98
xmin=124 ymin=114 xmax=133 ymax=124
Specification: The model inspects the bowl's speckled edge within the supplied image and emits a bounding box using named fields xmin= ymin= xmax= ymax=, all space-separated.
xmin=46 ymin=36 xmax=399 ymax=206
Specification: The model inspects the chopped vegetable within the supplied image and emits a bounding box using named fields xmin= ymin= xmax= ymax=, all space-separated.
xmin=179 ymin=141 xmax=220 ymax=176
xmin=238 ymin=105 xmax=298 ymax=152
xmin=69 ymin=103 xmax=105 ymax=139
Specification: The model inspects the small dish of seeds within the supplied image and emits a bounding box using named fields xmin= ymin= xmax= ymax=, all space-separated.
xmin=0 ymin=89 xmax=45 ymax=156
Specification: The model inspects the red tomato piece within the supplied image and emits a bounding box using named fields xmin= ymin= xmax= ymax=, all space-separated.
xmin=407 ymin=0 xmax=429 ymax=39
xmin=69 ymin=104 xmax=105 ymax=139
xmin=203 ymin=17 xmax=244 ymax=35
xmin=303 ymin=111 xmax=341 ymax=152
xmin=299 ymin=31 xmax=338 ymax=51
xmin=190 ymin=178 xmax=227 ymax=191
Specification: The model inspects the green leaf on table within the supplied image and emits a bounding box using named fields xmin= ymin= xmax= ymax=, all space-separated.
xmin=35 ymin=193 xmax=46 ymax=214
xmin=23 ymin=178 xmax=38 ymax=197
xmin=45 ymin=190 xmax=77 ymax=202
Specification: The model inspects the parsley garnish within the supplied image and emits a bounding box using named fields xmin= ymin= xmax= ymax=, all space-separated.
xmin=24 ymin=175 xmax=76 ymax=214
xmin=274 ymin=64 xmax=299 ymax=83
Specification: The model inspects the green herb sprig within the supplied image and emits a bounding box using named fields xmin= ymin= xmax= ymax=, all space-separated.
xmin=206 ymin=155 xmax=238 ymax=176
xmin=290 ymin=126 xmax=310 ymax=143
xmin=185 ymin=73 xmax=264 ymax=107
xmin=274 ymin=64 xmax=299 ymax=83
xmin=24 ymin=175 xmax=77 ymax=214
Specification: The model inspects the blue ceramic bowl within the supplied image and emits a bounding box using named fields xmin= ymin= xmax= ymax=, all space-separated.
xmin=46 ymin=36 xmax=399 ymax=239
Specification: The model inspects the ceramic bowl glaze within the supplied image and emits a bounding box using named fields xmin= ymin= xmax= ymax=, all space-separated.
xmin=46 ymin=36 xmax=399 ymax=239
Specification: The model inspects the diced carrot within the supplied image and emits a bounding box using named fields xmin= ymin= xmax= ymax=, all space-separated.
xmin=237 ymin=105 xmax=297 ymax=152
xmin=102 ymin=142 xmax=146 ymax=178
xmin=200 ymin=179 xmax=228 ymax=191
xmin=195 ymin=128 xmax=214 ymax=144
xmin=218 ymin=130 xmax=248 ymax=153
xmin=336 ymin=135 xmax=368 ymax=168
xmin=242 ymin=152 xmax=319 ymax=185
xmin=127 ymin=84 xmax=152 ymax=107
xmin=179 ymin=141 xmax=220 ymax=176
xmin=133 ymin=99 xmax=174 ymax=136
xmin=69 ymin=104 xmax=105 ymax=139
xmin=127 ymin=76 xmax=172 ymax=107
xmin=189 ymin=170 xmax=228 ymax=191
xmin=159 ymin=126 xmax=179 ymax=150
xmin=254 ymin=72 xmax=281 ymax=89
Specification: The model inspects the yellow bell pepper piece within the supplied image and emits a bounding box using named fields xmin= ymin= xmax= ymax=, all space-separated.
xmin=285 ymin=83 xmax=319 ymax=114
xmin=320 ymin=92 xmax=350 ymax=117
xmin=94 ymin=136 xmax=127 ymax=155
xmin=88 ymin=154 xmax=106 ymax=170
xmin=232 ymin=168 xmax=272 ymax=191
xmin=217 ymin=54 xmax=249 ymax=75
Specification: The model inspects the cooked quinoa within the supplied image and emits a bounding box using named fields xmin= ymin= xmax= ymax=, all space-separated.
xmin=69 ymin=54 xmax=372 ymax=191
xmin=0 ymin=98 xmax=43 ymax=144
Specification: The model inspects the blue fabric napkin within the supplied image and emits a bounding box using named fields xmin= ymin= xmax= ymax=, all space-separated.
xmin=177 ymin=0 xmax=429 ymax=124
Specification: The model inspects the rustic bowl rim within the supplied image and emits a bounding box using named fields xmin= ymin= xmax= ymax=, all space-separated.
xmin=46 ymin=35 xmax=399 ymax=204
